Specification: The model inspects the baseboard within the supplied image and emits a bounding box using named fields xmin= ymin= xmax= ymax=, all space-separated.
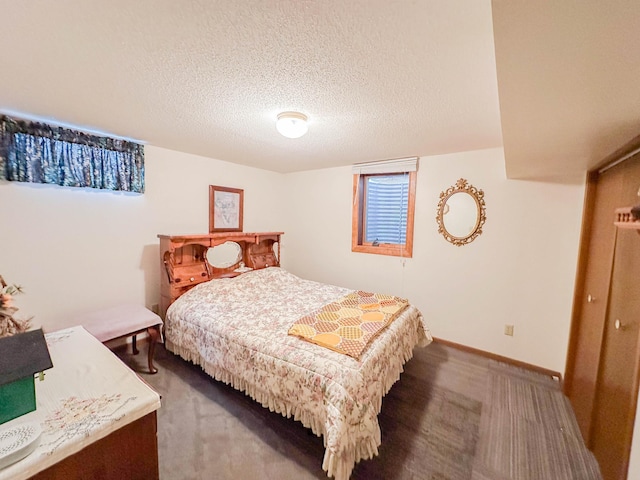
xmin=432 ymin=337 xmax=563 ymax=383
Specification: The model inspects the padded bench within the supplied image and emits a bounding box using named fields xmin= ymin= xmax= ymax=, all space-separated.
xmin=80 ymin=304 xmax=163 ymax=374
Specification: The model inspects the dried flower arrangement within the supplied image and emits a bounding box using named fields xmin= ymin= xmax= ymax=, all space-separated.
xmin=0 ymin=275 xmax=32 ymax=337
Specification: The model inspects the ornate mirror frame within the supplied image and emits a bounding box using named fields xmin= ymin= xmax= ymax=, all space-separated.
xmin=436 ymin=178 xmax=486 ymax=246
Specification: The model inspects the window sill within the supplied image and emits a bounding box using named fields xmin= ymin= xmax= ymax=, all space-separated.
xmin=351 ymin=244 xmax=412 ymax=258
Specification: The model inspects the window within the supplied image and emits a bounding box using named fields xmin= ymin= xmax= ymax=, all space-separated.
xmin=352 ymin=158 xmax=417 ymax=257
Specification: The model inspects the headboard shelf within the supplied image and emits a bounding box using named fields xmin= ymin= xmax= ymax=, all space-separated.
xmin=158 ymin=232 xmax=283 ymax=318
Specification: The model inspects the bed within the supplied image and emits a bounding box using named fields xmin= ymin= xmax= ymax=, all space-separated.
xmin=159 ymin=233 xmax=432 ymax=479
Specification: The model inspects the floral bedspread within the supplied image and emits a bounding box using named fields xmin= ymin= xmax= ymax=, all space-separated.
xmin=165 ymin=267 xmax=432 ymax=480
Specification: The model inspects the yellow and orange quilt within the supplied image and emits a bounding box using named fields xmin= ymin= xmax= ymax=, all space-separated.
xmin=288 ymin=290 xmax=409 ymax=359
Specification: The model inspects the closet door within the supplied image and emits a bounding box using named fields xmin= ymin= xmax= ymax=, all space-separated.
xmin=566 ymin=152 xmax=640 ymax=480
xmin=565 ymin=165 xmax=625 ymax=439
xmin=590 ymin=224 xmax=640 ymax=479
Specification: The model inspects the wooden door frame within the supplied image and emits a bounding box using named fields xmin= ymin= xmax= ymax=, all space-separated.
xmin=564 ymin=170 xmax=599 ymax=399
xmin=563 ymin=135 xmax=640 ymax=477
xmin=565 ymin=134 xmax=640 ymax=400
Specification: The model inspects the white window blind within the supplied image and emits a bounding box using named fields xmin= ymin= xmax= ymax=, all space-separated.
xmin=364 ymin=174 xmax=409 ymax=244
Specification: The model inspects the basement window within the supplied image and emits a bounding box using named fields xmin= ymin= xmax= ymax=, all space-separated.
xmin=351 ymin=158 xmax=417 ymax=257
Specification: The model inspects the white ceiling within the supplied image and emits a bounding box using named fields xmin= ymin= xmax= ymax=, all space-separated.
xmin=0 ymin=1 xmax=638 ymax=180
xmin=492 ymin=0 xmax=640 ymax=182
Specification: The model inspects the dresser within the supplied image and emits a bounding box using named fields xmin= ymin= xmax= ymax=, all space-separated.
xmin=0 ymin=327 xmax=161 ymax=480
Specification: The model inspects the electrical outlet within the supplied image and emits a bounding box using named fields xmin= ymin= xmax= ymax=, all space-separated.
xmin=504 ymin=324 xmax=514 ymax=336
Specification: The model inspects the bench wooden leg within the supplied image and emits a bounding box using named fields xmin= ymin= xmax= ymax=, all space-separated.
xmin=147 ymin=326 xmax=160 ymax=374
xmin=132 ymin=335 xmax=139 ymax=355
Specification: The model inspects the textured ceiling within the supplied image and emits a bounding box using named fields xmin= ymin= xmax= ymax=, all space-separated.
xmin=1 ymin=2 xmax=636 ymax=180
xmin=0 ymin=0 xmax=502 ymax=173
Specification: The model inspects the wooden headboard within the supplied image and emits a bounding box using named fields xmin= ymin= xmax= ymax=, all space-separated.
xmin=157 ymin=232 xmax=283 ymax=318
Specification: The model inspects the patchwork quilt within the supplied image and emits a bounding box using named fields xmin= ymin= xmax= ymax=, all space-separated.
xmin=289 ymin=291 xmax=409 ymax=358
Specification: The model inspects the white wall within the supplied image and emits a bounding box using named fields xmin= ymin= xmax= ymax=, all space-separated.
xmin=281 ymin=148 xmax=585 ymax=373
xmin=1 ymin=145 xmax=585 ymax=373
xmin=631 ymin=407 xmax=640 ymax=479
xmin=0 ymin=145 xmax=285 ymax=332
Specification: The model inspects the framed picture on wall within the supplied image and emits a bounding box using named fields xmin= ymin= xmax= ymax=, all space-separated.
xmin=209 ymin=185 xmax=244 ymax=232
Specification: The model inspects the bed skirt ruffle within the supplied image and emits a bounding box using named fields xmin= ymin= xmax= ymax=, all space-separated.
xmin=166 ymin=328 xmax=428 ymax=480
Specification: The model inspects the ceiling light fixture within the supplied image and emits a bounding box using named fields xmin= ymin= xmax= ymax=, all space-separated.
xmin=276 ymin=112 xmax=308 ymax=139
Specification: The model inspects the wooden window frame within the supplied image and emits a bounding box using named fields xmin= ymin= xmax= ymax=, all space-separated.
xmin=351 ymin=171 xmax=416 ymax=257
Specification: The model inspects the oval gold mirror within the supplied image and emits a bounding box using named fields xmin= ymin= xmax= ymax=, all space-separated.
xmin=206 ymin=241 xmax=242 ymax=268
xmin=436 ymin=178 xmax=486 ymax=246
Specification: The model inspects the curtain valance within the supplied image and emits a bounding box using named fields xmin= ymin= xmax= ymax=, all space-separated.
xmin=0 ymin=115 xmax=145 ymax=193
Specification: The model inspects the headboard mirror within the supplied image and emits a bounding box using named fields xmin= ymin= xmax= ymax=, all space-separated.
xmin=206 ymin=241 xmax=242 ymax=268
xmin=158 ymin=232 xmax=283 ymax=318
xmin=436 ymin=178 xmax=486 ymax=246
